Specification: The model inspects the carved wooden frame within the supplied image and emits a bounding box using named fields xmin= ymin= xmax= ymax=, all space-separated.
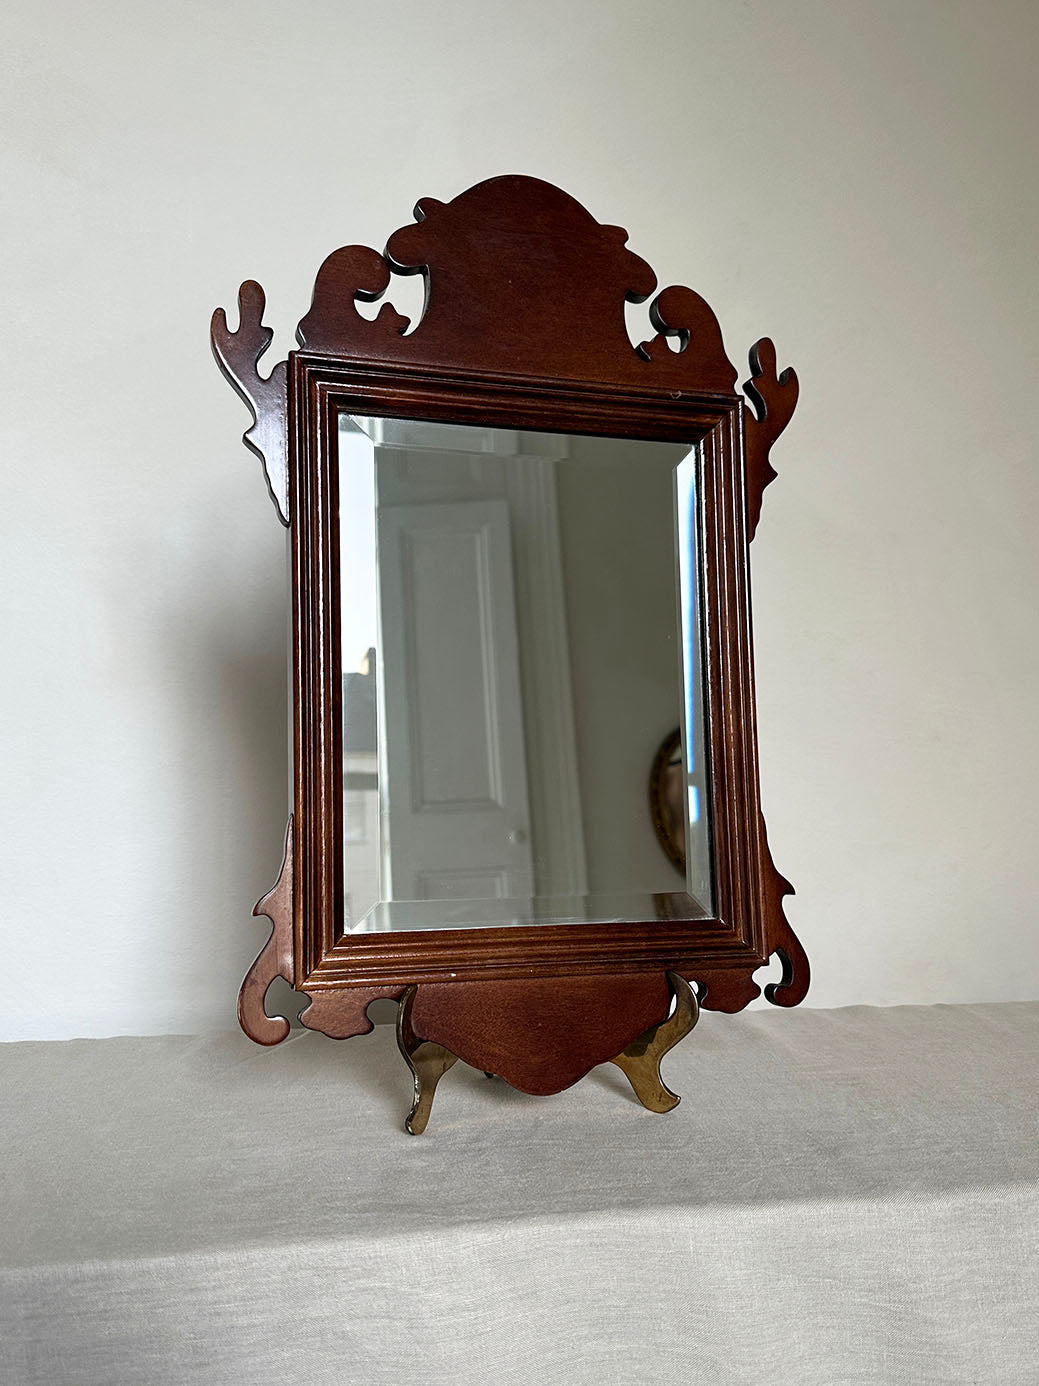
xmin=212 ymin=174 xmax=807 ymax=1098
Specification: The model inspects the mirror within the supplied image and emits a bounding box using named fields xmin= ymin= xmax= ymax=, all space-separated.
xmin=215 ymin=173 xmax=809 ymax=1119
xmin=337 ymin=414 xmax=713 ymax=933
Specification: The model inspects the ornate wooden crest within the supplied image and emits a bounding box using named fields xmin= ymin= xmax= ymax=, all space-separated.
xmin=213 ymin=175 xmax=796 ymax=534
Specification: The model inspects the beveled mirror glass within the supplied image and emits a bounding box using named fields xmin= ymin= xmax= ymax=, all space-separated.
xmin=337 ymin=415 xmax=713 ymax=933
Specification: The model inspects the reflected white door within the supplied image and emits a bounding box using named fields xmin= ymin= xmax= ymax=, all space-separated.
xmin=377 ymin=498 xmax=534 ymax=901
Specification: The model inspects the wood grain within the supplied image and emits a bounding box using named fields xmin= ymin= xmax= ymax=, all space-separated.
xmin=743 ymin=337 xmax=799 ymax=541
xmin=297 ymin=175 xmax=739 ymax=395
xmin=409 ymin=972 xmax=672 ymax=1096
xmin=211 ymin=281 xmax=290 ymax=525
xmin=238 ymin=818 xmax=295 ymax=1045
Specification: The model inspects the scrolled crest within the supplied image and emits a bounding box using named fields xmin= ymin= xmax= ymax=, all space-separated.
xmin=292 ymin=174 xmax=740 ymax=390
xmin=213 ymin=177 xmax=797 ymax=527
xmin=297 ymin=244 xmax=409 ymax=352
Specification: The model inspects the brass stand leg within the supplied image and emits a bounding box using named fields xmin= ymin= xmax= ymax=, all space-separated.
xmin=396 ymin=986 xmax=459 ymax=1135
xmin=608 ymin=971 xmax=699 ymax=1113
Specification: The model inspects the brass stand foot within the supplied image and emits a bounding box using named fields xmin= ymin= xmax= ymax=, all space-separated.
xmin=396 ymin=986 xmax=459 ymax=1134
xmin=395 ymin=972 xmax=698 ymax=1131
xmin=608 ymin=971 xmax=699 ymax=1113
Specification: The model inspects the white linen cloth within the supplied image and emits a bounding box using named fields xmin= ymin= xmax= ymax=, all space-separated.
xmin=3 ymin=1001 xmax=1037 ymax=1385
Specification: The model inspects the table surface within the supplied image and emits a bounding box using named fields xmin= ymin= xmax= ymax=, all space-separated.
xmin=3 ymin=1001 xmax=1038 ymax=1385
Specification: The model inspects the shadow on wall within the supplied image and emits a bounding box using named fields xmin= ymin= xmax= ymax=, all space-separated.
xmin=157 ymin=502 xmax=296 ymax=1033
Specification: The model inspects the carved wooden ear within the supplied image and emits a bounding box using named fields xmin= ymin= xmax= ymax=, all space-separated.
xmin=238 ymin=817 xmax=295 ymax=1044
xmin=296 ymin=244 xmax=409 ymax=350
xmin=758 ymin=826 xmax=808 ymax=1007
xmin=210 ymin=281 xmax=289 ymax=525
xmin=743 ymin=337 xmax=799 ymax=539
xmin=745 ymin=338 xmax=798 ymax=426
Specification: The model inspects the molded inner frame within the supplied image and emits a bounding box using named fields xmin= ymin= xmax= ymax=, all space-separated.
xmin=291 ymin=358 xmax=774 ymax=1004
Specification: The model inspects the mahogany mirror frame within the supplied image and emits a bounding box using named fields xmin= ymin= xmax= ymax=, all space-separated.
xmin=212 ymin=174 xmax=808 ymax=1109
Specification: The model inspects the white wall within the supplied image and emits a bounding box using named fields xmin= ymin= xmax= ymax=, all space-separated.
xmin=3 ymin=0 xmax=1037 ymax=1039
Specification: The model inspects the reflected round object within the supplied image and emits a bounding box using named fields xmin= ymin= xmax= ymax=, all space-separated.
xmin=649 ymin=728 xmax=686 ymax=876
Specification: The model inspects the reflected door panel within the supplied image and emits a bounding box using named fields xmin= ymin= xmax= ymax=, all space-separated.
xmin=377 ymin=499 xmax=534 ymax=902
xmin=338 ymin=415 xmax=714 ymax=933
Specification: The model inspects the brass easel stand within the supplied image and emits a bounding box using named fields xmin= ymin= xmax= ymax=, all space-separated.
xmin=395 ymin=987 xmax=460 ymax=1135
xmin=395 ymin=972 xmax=699 ymax=1134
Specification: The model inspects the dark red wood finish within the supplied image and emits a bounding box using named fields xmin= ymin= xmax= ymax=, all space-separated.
xmin=214 ymin=175 xmax=807 ymax=1094
xmin=237 ymin=818 xmax=294 ymax=1045
xmin=211 ymin=282 xmax=290 ymax=525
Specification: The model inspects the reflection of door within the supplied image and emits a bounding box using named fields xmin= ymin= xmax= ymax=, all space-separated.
xmin=377 ymin=499 xmax=534 ymax=901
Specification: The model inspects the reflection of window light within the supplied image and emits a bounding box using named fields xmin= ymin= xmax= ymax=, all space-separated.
xmin=688 ymin=785 xmax=700 ymax=825
xmin=675 ymin=452 xmax=698 ymax=781
xmin=337 ymin=423 xmax=378 ymax=673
